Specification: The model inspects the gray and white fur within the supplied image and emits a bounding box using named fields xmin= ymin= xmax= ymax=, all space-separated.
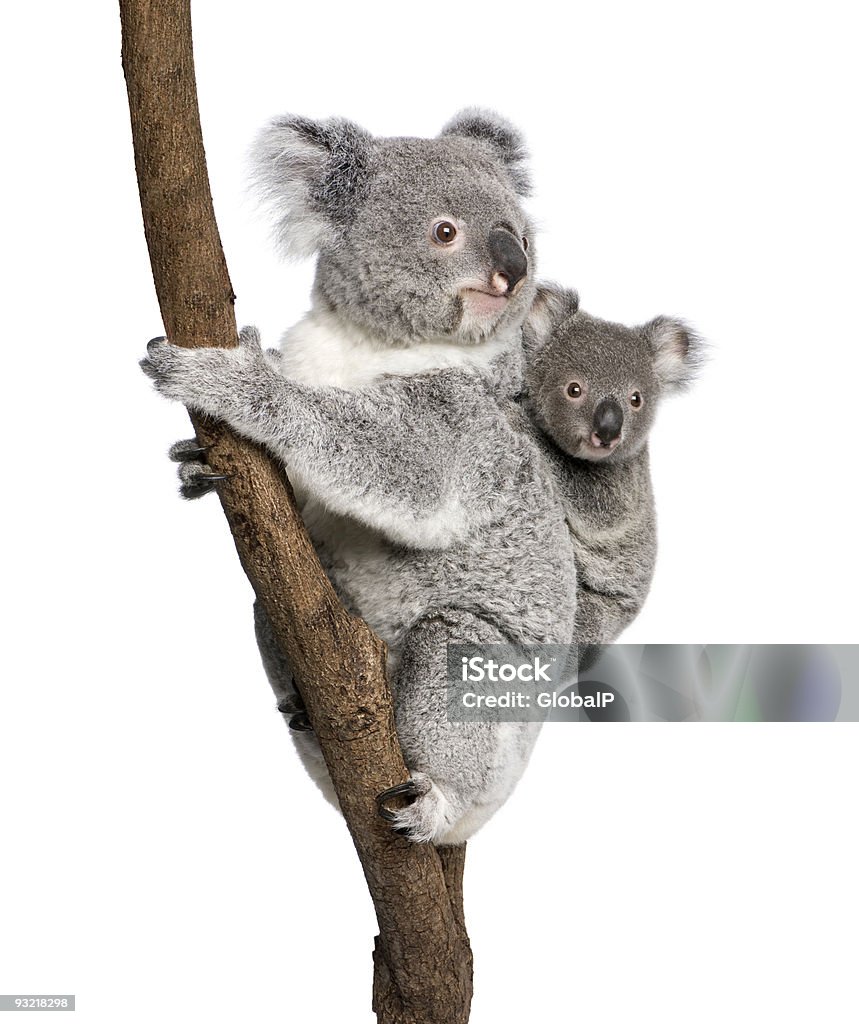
xmin=141 ymin=111 xmax=578 ymax=845
xmin=523 ymin=285 xmax=703 ymax=653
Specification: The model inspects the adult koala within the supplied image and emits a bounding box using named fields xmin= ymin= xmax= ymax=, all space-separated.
xmin=142 ymin=111 xmax=578 ymax=845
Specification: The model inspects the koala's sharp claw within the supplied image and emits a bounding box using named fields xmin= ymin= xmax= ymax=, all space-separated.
xmin=178 ymin=474 xmax=229 ymax=500
xmin=175 ymin=454 xmax=231 ymax=500
xmin=376 ymin=780 xmax=419 ymax=822
xmin=382 ymin=780 xmax=420 ymax=801
xmin=169 ymin=439 xmax=211 ymax=462
xmin=277 ymin=694 xmax=306 ymax=715
xmin=287 ymin=712 xmax=313 ymax=732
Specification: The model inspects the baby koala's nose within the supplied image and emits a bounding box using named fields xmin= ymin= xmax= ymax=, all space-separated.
xmin=592 ymin=397 xmax=624 ymax=445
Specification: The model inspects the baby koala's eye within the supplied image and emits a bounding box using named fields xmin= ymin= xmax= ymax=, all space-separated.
xmin=630 ymin=391 xmax=643 ymax=408
xmin=522 ymin=236 xmax=529 ymax=252
xmin=566 ymin=382 xmax=583 ymax=399
xmin=431 ymin=221 xmax=458 ymax=245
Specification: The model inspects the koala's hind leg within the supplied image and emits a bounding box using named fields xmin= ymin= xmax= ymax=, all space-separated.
xmin=167 ymin=439 xmax=335 ymax=805
xmin=253 ymin=599 xmax=339 ymax=809
xmin=253 ymin=599 xmax=304 ymax=713
xmin=378 ymin=609 xmax=541 ymax=846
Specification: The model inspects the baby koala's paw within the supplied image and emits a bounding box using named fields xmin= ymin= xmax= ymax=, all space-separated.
xmin=376 ymin=773 xmax=455 ymax=844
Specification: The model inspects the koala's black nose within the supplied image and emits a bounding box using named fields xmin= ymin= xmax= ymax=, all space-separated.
xmin=488 ymin=228 xmax=528 ymax=293
xmin=592 ymin=397 xmax=624 ymax=444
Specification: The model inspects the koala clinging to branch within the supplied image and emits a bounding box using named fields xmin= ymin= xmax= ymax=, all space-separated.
xmin=524 ymin=287 xmax=703 ymax=656
xmin=142 ymin=111 xmax=578 ymax=845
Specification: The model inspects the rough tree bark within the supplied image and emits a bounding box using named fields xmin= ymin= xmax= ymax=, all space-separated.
xmin=118 ymin=2 xmax=473 ymax=1021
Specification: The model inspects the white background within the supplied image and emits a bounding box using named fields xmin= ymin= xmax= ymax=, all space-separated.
xmin=1 ymin=2 xmax=857 ymax=1022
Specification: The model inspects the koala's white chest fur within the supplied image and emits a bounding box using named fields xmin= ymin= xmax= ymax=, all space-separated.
xmin=277 ymin=307 xmax=515 ymax=557
xmin=277 ymin=307 xmax=514 ymax=389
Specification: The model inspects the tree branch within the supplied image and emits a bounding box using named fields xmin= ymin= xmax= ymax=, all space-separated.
xmin=118 ymin=1 xmax=472 ymax=1020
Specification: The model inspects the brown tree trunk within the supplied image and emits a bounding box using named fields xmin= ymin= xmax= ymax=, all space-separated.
xmin=118 ymin=2 xmax=473 ymax=1020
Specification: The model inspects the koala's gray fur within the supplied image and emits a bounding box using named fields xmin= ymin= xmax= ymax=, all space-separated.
xmin=523 ymin=286 xmax=703 ymax=648
xmin=141 ymin=111 xmax=577 ymax=846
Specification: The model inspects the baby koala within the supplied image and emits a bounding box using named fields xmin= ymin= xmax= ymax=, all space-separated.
xmin=524 ymin=287 xmax=703 ymax=657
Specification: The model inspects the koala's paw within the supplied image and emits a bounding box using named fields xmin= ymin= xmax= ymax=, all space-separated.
xmin=275 ymin=693 xmax=312 ymax=731
xmin=168 ymin=438 xmax=230 ymax=499
xmin=140 ymin=326 xmax=264 ymax=411
xmin=140 ymin=336 xmax=211 ymax=405
xmin=276 ymin=692 xmax=306 ymax=717
xmin=376 ymin=773 xmax=454 ymax=844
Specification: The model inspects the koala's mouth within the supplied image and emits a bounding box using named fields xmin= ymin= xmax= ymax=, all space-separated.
xmin=460 ymin=287 xmax=510 ymax=318
xmin=459 ymin=273 xmax=526 ymax=321
xmin=578 ymin=434 xmax=622 ymax=460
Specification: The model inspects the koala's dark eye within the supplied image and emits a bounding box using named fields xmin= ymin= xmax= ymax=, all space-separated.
xmin=522 ymin=236 xmax=529 ymax=252
xmin=566 ymin=382 xmax=583 ymax=399
xmin=630 ymin=391 xmax=643 ymax=408
xmin=432 ymin=221 xmax=458 ymax=245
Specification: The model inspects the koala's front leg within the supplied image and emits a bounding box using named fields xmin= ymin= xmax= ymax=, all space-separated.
xmin=142 ymin=329 xmax=483 ymax=547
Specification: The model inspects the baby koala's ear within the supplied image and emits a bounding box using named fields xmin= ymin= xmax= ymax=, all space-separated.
xmin=440 ymin=107 xmax=532 ymax=196
xmin=249 ymin=115 xmax=373 ymax=259
xmin=643 ymin=316 xmax=705 ymax=392
xmin=523 ymin=283 xmax=579 ymax=353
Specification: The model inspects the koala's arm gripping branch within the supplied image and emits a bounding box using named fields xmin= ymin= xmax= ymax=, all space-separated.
xmin=118 ymin=2 xmax=472 ymax=1022
xmin=141 ymin=332 xmax=489 ymax=547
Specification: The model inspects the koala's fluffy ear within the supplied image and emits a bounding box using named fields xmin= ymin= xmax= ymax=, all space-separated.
xmin=523 ymin=283 xmax=580 ymax=353
xmin=643 ymin=316 xmax=705 ymax=392
xmin=440 ymin=108 xmax=532 ymax=196
xmin=249 ymin=115 xmax=373 ymax=259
